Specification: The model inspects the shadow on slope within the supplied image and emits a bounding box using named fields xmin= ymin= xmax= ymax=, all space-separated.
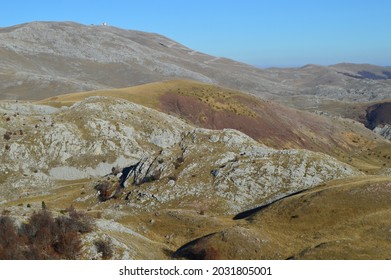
xmin=38 ymin=79 xmax=391 ymax=173
xmin=174 ymin=176 xmax=391 ymax=260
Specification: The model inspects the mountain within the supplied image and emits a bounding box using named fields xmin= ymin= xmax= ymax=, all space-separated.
xmin=1 ymin=22 xmax=390 ymax=105
xmin=1 ymin=21 xmax=391 ymax=260
xmin=1 ymin=96 xmax=362 ymax=211
xmin=0 ymin=21 xmax=278 ymax=100
xmin=0 ymin=96 xmax=365 ymax=259
xmin=39 ymin=79 xmax=391 ymax=173
xmin=2 ymin=84 xmax=391 ymax=259
xmin=2 ymin=21 xmax=391 ymax=136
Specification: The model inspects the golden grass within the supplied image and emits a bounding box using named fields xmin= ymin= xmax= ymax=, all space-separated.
xmin=37 ymin=79 xmax=212 ymax=107
xmin=248 ymin=175 xmax=391 ymax=259
xmin=37 ymin=79 xmax=258 ymax=117
xmin=35 ymin=79 xmax=391 ymax=173
xmin=2 ymin=179 xmax=94 ymax=210
xmin=37 ymin=81 xmax=164 ymax=109
xmin=173 ymin=175 xmax=391 ymax=259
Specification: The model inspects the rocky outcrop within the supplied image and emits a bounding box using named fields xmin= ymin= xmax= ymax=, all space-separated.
xmin=3 ymin=22 xmax=391 ymax=109
xmin=373 ymin=124 xmax=391 ymax=140
xmin=1 ymin=96 xmax=361 ymax=214
xmin=0 ymin=21 xmax=276 ymax=100
xmin=113 ymin=128 xmax=361 ymax=214
xmin=0 ymin=96 xmax=188 ymax=198
xmin=365 ymin=102 xmax=391 ymax=129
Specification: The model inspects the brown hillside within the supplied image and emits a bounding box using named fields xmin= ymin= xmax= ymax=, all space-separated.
xmin=174 ymin=176 xmax=391 ymax=260
xmin=39 ymin=80 xmax=391 ymax=173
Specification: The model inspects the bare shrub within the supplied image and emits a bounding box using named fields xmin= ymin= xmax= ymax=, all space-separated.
xmin=94 ymin=239 xmax=113 ymax=259
xmin=140 ymin=169 xmax=162 ymax=183
xmin=21 ymin=210 xmax=56 ymax=246
xmin=20 ymin=210 xmax=58 ymax=259
xmin=0 ymin=215 xmax=21 ymax=259
xmin=3 ymin=131 xmax=11 ymax=140
xmin=65 ymin=206 xmax=94 ymax=233
xmin=111 ymin=165 xmax=121 ymax=175
xmin=53 ymin=230 xmax=81 ymax=259
xmin=168 ymin=173 xmax=178 ymax=182
xmin=95 ymin=181 xmax=112 ymax=201
xmin=0 ymin=208 xmax=94 ymax=260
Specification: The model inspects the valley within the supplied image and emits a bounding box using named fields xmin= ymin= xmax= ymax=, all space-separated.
xmin=1 ymin=22 xmax=391 ymax=260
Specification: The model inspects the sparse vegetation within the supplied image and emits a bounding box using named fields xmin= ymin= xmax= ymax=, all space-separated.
xmin=0 ymin=207 xmax=94 ymax=260
xmin=94 ymin=239 xmax=113 ymax=259
xmin=95 ymin=180 xmax=114 ymax=202
xmin=111 ymin=165 xmax=121 ymax=175
xmin=0 ymin=21 xmax=391 ymax=262
xmin=3 ymin=131 xmax=11 ymax=140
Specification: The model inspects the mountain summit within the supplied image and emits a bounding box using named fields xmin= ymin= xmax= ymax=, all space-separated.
xmin=2 ymin=22 xmax=391 ymax=131
xmin=0 ymin=21 xmax=274 ymax=100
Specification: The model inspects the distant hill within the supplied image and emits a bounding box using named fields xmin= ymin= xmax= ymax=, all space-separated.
xmin=1 ymin=21 xmax=391 ymax=106
xmin=0 ymin=21 xmax=279 ymax=100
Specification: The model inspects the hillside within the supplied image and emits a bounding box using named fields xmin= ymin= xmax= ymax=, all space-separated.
xmin=1 ymin=96 xmax=362 ymax=210
xmin=1 ymin=22 xmax=391 ymax=107
xmin=39 ymin=80 xmax=391 ymax=174
xmin=1 ymin=21 xmax=391 ymax=260
xmin=0 ymin=96 xmax=371 ymax=259
xmin=0 ymin=21 xmax=279 ymax=100
xmin=174 ymin=176 xmax=391 ymax=259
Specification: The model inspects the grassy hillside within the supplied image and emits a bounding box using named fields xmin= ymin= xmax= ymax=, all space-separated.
xmin=38 ymin=80 xmax=391 ymax=174
xmin=1 ymin=95 xmax=372 ymax=260
xmin=174 ymin=175 xmax=391 ymax=259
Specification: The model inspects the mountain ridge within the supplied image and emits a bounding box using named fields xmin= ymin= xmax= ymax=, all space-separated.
xmin=2 ymin=21 xmax=391 ymax=136
xmin=0 ymin=21 xmax=279 ymax=100
xmin=37 ymin=79 xmax=391 ymax=172
xmin=2 ymin=21 xmax=391 ymax=260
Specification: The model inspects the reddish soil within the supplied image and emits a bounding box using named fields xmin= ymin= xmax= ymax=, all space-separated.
xmin=158 ymin=92 xmax=351 ymax=153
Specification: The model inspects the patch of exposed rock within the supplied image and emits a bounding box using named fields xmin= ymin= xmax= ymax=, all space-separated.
xmin=115 ymin=128 xmax=362 ymax=214
xmin=1 ymin=96 xmax=361 ymax=214
xmin=373 ymin=124 xmax=391 ymax=140
xmin=0 ymin=96 xmax=189 ymax=198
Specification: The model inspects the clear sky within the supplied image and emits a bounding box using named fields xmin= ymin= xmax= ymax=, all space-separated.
xmin=1 ymin=0 xmax=390 ymax=67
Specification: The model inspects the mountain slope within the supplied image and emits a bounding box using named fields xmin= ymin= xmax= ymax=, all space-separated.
xmin=1 ymin=21 xmax=391 ymax=260
xmin=2 ymin=22 xmax=391 ymax=107
xmin=2 ymin=21 xmax=391 ymax=137
xmin=1 ymin=96 xmax=361 ymax=212
xmin=0 ymin=21 xmax=280 ymax=100
xmin=0 ymin=96 xmax=366 ymax=258
xmin=174 ymin=176 xmax=391 ymax=259
xmin=38 ymin=80 xmax=391 ymax=174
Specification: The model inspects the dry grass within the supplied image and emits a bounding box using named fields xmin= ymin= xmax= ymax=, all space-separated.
xmin=5 ymin=79 xmax=387 ymax=259
xmin=36 ymin=79 xmax=391 ymax=174
xmin=174 ymin=176 xmax=391 ymax=260
xmin=37 ymin=80 xmax=184 ymax=109
xmin=37 ymin=79 xmax=258 ymax=117
xmin=1 ymin=179 xmax=94 ymax=211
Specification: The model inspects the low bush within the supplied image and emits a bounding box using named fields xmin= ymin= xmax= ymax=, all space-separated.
xmin=0 ymin=207 xmax=94 ymax=260
xmin=94 ymin=239 xmax=113 ymax=259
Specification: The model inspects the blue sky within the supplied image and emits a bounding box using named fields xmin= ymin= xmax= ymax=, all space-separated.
xmin=1 ymin=0 xmax=390 ymax=67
